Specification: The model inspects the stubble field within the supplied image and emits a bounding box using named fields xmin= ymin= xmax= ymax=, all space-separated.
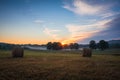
xmin=0 ymin=49 xmax=120 ymax=80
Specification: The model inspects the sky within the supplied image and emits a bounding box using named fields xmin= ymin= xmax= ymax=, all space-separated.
xmin=0 ymin=0 xmax=120 ymax=44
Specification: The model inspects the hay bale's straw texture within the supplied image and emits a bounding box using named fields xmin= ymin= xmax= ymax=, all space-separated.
xmin=12 ymin=47 xmax=24 ymax=58
xmin=82 ymin=48 xmax=92 ymax=57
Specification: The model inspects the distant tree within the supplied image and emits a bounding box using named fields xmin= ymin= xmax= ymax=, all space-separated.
xmin=47 ymin=42 xmax=52 ymax=50
xmin=105 ymin=41 xmax=109 ymax=49
xmin=98 ymin=40 xmax=109 ymax=50
xmin=89 ymin=40 xmax=97 ymax=49
xmin=69 ymin=43 xmax=74 ymax=49
xmin=69 ymin=43 xmax=79 ymax=50
xmin=52 ymin=42 xmax=62 ymax=50
xmin=0 ymin=43 xmax=15 ymax=50
xmin=74 ymin=43 xmax=79 ymax=50
xmin=46 ymin=42 xmax=62 ymax=50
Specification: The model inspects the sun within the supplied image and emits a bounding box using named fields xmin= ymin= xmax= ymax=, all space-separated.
xmin=61 ymin=42 xmax=66 ymax=45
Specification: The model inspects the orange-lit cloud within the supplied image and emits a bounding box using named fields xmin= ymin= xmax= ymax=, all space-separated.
xmin=0 ymin=19 xmax=112 ymax=44
xmin=62 ymin=19 xmax=112 ymax=44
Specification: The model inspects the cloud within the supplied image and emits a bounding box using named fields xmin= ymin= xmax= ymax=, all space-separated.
xmin=62 ymin=19 xmax=112 ymax=43
xmin=63 ymin=0 xmax=107 ymax=15
xmin=34 ymin=20 xmax=44 ymax=24
xmin=63 ymin=0 xmax=119 ymax=19
xmin=82 ymin=16 xmax=120 ymax=42
xmin=62 ymin=0 xmax=120 ymax=43
xmin=98 ymin=16 xmax=120 ymax=39
xmin=101 ymin=12 xmax=120 ymax=19
xmin=43 ymin=28 xmax=60 ymax=40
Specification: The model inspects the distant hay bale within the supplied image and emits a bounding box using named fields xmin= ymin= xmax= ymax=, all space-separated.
xmin=82 ymin=48 xmax=92 ymax=57
xmin=12 ymin=46 xmax=24 ymax=58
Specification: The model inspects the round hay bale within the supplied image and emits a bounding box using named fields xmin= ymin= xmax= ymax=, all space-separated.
xmin=82 ymin=48 xmax=92 ymax=57
xmin=12 ymin=46 xmax=24 ymax=58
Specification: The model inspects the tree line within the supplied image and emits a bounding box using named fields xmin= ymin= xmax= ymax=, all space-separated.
xmin=0 ymin=43 xmax=15 ymax=50
xmin=46 ymin=40 xmax=109 ymax=50
xmin=0 ymin=40 xmax=117 ymax=50
xmin=46 ymin=42 xmax=79 ymax=50
xmin=89 ymin=40 xmax=109 ymax=50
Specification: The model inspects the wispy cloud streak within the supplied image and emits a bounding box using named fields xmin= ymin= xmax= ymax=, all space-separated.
xmin=43 ymin=28 xmax=60 ymax=40
xmin=63 ymin=0 xmax=106 ymax=15
xmin=63 ymin=0 xmax=116 ymax=18
xmin=62 ymin=19 xmax=112 ymax=43
xmin=34 ymin=20 xmax=44 ymax=24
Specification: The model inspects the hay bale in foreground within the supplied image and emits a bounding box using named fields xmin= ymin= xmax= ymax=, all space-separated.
xmin=12 ymin=46 xmax=24 ymax=58
xmin=82 ymin=48 xmax=92 ymax=57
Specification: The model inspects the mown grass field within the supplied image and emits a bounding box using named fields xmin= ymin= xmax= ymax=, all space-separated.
xmin=0 ymin=49 xmax=120 ymax=80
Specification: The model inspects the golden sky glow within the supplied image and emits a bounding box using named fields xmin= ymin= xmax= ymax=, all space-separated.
xmin=0 ymin=0 xmax=120 ymax=44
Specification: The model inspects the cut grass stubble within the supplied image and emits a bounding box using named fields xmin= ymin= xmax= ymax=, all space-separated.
xmin=0 ymin=49 xmax=120 ymax=80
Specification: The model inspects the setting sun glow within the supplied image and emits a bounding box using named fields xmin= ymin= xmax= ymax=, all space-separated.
xmin=0 ymin=0 xmax=120 ymax=44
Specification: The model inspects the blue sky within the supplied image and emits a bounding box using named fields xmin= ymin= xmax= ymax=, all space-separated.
xmin=0 ymin=0 xmax=120 ymax=44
